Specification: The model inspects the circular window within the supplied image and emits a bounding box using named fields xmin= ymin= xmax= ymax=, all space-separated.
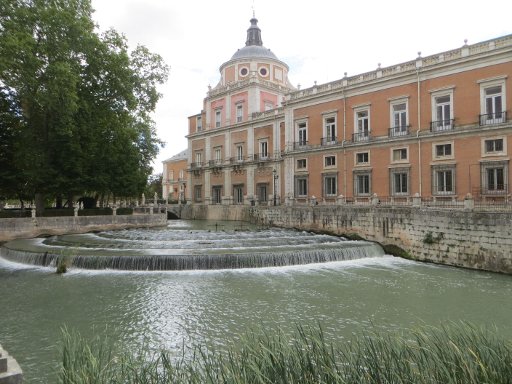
xmin=259 ymin=67 xmax=268 ymax=77
xmin=239 ymin=67 xmax=248 ymax=77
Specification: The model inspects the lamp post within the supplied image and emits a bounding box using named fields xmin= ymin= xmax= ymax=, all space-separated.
xmin=273 ymin=168 xmax=279 ymax=206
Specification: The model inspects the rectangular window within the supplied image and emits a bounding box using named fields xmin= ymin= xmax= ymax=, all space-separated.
xmin=392 ymin=148 xmax=408 ymax=162
xmin=324 ymin=175 xmax=337 ymax=196
xmin=392 ymin=103 xmax=407 ymax=133
xmin=195 ymin=152 xmax=202 ymax=165
xmin=236 ymin=104 xmax=243 ymax=123
xmin=433 ymin=95 xmax=452 ymax=131
xmin=236 ymin=145 xmax=244 ymax=162
xmin=295 ymin=177 xmax=308 ymax=197
xmin=169 ymin=170 xmax=174 ymax=181
xmin=480 ymin=82 xmax=506 ymax=125
xmin=485 ymin=138 xmax=504 ymax=153
xmin=432 ymin=166 xmax=455 ymax=195
xmin=324 ymin=155 xmax=336 ymax=167
xmin=214 ymin=147 xmax=222 ymax=163
xmin=354 ymin=173 xmax=371 ymax=195
xmin=356 ymin=152 xmax=369 ymax=164
xmin=212 ymin=186 xmax=222 ymax=204
xmin=435 ymin=143 xmax=452 ymax=157
xmin=215 ymin=110 xmax=221 ymax=128
xmin=390 ymin=169 xmax=408 ymax=195
xmin=324 ymin=116 xmax=336 ymax=144
xmin=487 ymin=168 xmax=504 ymax=191
xmin=194 ymin=185 xmax=202 ymax=202
xmin=297 ymin=122 xmax=307 ymax=147
xmin=297 ymin=159 xmax=307 ymax=169
xmin=257 ymin=183 xmax=268 ymax=202
xmin=355 ymin=110 xmax=370 ymax=141
xmin=197 ymin=116 xmax=202 ymax=132
xmin=179 ymin=170 xmax=184 ymax=180
xmin=259 ymin=141 xmax=268 ymax=159
xmin=233 ymin=185 xmax=244 ymax=204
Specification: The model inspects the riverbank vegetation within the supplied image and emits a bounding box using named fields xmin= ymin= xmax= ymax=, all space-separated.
xmin=0 ymin=0 xmax=169 ymax=214
xmin=60 ymin=322 xmax=512 ymax=384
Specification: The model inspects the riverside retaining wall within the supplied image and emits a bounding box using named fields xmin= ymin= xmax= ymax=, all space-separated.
xmin=182 ymin=204 xmax=512 ymax=274
xmin=0 ymin=213 xmax=167 ymax=242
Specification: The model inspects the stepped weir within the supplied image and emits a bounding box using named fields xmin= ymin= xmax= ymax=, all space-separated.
xmin=0 ymin=221 xmax=384 ymax=271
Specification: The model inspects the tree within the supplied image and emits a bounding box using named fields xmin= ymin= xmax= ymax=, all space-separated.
xmin=0 ymin=0 xmax=169 ymax=214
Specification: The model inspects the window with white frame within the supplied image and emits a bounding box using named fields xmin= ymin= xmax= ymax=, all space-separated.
xmin=431 ymin=90 xmax=453 ymax=131
xmin=197 ymin=116 xmax=202 ymax=132
xmin=433 ymin=142 xmax=453 ymax=159
xmin=297 ymin=158 xmax=307 ymax=169
xmin=236 ymin=104 xmax=243 ymax=123
xmin=297 ymin=121 xmax=307 ymax=147
xmin=324 ymin=155 xmax=336 ymax=167
xmin=355 ymin=152 xmax=369 ymax=165
xmin=390 ymin=168 xmax=409 ymax=195
xmin=480 ymin=79 xmax=506 ymax=125
xmin=354 ymin=171 xmax=371 ymax=196
xmin=264 ymin=101 xmax=274 ymax=111
xmin=392 ymin=148 xmax=408 ymax=162
xmin=214 ymin=147 xmax=222 ymax=163
xmin=179 ymin=170 xmax=184 ymax=180
xmin=354 ymin=108 xmax=370 ymax=142
xmin=324 ymin=116 xmax=336 ymax=144
xmin=432 ymin=165 xmax=455 ymax=195
xmin=236 ymin=144 xmax=244 ymax=162
xmin=390 ymin=101 xmax=408 ymax=136
xmin=195 ymin=151 xmax=202 ymax=166
xmin=483 ymin=137 xmax=505 ymax=155
xmin=323 ymin=174 xmax=337 ymax=197
xmin=169 ymin=170 xmax=174 ymax=181
xmin=215 ymin=109 xmax=222 ymax=128
xmin=259 ymin=140 xmax=268 ymax=159
xmin=295 ymin=176 xmax=308 ymax=197
xmin=481 ymin=161 xmax=508 ymax=194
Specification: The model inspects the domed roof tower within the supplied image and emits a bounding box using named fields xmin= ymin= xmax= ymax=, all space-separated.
xmin=212 ymin=16 xmax=294 ymax=91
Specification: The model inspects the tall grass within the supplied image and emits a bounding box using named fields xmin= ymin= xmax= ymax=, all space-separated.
xmin=59 ymin=323 xmax=512 ymax=384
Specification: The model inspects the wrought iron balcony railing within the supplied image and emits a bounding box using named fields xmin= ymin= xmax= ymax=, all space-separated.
xmin=430 ymin=119 xmax=454 ymax=132
xmin=321 ymin=136 xmax=338 ymax=146
xmin=479 ymin=111 xmax=507 ymax=126
xmin=352 ymin=132 xmax=370 ymax=142
xmin=388 ymin=125 xmax=410 ymax=137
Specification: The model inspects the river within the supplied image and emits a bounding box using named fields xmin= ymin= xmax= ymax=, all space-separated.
xmin=1 ymin=220 xmax=511 ymax=383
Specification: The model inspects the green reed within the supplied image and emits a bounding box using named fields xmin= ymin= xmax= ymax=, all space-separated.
xmin=59 ymin=322 xmax=512 ymax=384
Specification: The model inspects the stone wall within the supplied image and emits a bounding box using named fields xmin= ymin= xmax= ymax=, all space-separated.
xmin=0 ymin=213 xmax=167 ymax=242
xmin=0 ymin=344 xmax=22 ymax=384
xmin=181 ymin=204 xmax=512 ymax=274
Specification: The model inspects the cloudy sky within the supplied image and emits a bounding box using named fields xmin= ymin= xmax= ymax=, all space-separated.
xmin=90 ymin=0 xmax=511 ymax=172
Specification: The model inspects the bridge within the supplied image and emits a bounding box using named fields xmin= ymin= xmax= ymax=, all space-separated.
xmin=166 ymin=204 xmax=183 ymax=219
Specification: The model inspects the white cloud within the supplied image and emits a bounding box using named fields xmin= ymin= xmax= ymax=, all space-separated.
xmin=90 ymin=0 xmax=512 ymax=170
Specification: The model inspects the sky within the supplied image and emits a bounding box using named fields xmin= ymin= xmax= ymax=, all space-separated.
xmin=90 ymin=0 xmax=511 ymax=173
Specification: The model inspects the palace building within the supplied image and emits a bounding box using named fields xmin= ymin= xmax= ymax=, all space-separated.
xmin=163 ymin=17 xmax=512 ymax=206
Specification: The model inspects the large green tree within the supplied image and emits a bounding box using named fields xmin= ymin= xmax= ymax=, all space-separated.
xmin=0 ymin=0 xmax=168 ymax=213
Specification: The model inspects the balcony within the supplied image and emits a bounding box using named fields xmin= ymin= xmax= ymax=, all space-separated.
xmin=352 ymin=132 xmax=370 ymax=143
xmin=321 ymin=136 xmax=338 ymax=146
xmin=190 ymin=162 xmax=203 ymax=169
xmin=388 ymin=125 xmax=410 ymax=138
xmin=430 ymin=119 xmax=454 ymax=132
xmin=480 ymin=111 xmax=507 ymax=126
xmin=293 ymin=141 xmax=309 ymax=150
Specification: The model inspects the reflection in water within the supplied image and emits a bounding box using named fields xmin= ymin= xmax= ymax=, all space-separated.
xmin=0 ymin=221 xmax=511 ymax=383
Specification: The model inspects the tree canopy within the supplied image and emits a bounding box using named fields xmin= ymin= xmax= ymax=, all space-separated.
xmin=0 ymin=0 xmax=169 ymax=211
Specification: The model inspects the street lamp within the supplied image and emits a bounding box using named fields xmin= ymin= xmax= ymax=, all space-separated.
xmin=273 ymin=168 xmax=279 ymax=206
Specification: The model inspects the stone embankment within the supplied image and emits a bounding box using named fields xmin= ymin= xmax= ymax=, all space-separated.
xmin=180 ymin=204 xmax=512 ymax=274
xmin=0 ymin=345 xmax=22 ymax=384
xmin=0 ymin=213 xmax=167 ymax=242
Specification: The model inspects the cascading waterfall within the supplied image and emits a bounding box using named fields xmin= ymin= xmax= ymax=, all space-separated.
xmin=0 ymin=222 xmax=385 ymax=270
